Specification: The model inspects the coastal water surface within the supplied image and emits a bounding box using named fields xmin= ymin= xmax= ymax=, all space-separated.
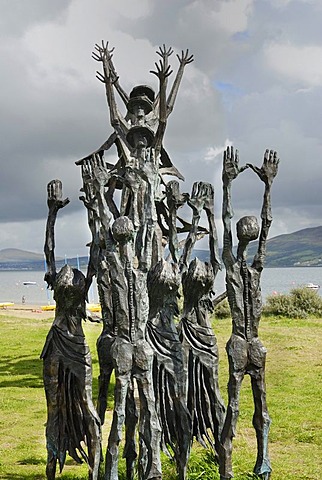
xmin=0 ymin=267 xmax=321 ymax=306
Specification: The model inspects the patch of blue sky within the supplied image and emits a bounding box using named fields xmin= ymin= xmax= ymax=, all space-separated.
xmin=213 ymin=81 xmax=243 ymax=111
xmin=232 ymin=30 xmax=250 ymax=42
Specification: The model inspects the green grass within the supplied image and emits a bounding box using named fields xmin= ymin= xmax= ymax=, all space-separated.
xmin=0 ymin=314 xmax=321 ymax=479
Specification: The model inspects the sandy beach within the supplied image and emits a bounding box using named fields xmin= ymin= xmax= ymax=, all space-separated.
xmin=0 ymin=303 xmax=55 ymax=319
xmin=0 ymin=303 xmax=102 ymax=321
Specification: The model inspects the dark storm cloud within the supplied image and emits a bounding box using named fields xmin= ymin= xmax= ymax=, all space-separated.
xmin=0 ymin=0 xmax=321 ymax=256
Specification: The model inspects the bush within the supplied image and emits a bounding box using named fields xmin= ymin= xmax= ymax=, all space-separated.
xmin=214 ymin=297 xmax=231 ymax=319
xmin=263 ymin=287 xmax=322 ymax=318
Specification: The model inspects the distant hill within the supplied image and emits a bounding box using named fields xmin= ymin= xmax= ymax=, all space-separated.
xmin=1 ymin=226 xmax=322 ymax=270
xmin=186 ymin=227 xmax=322 ymax=267
xmin=247 ymin=226 xmax=322 ymax=267
xmin=0 ymin=248 xmax=44 ymax=262
xmin=0 ymin=248 xmax=79 ymax=271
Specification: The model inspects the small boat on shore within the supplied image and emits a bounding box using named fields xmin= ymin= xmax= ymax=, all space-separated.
xmin=87 ymin=303 xmax=101 ymax=313
xmin=23 ymin=281 xmax=37 ymax=286
xmin=41 ymin=305 xmax=56 ymax=311
xmin=0 ymin=302 xmax=14 ymax=309
xmin=40 ymin=304 xmax=101 ymax=313
xmin=304 ymin=283 xmax=320 ymax=291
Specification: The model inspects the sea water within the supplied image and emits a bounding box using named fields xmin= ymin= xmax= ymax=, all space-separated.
xmin=0 ymin=267 xmax=321 ymax=306
xmin=0 ymin=270 xmax=99 ymax=306
xmin=215 ymin=266 xmax=322 ymax=299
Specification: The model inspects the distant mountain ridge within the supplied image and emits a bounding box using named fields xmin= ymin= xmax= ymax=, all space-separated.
xmin=1 ymin=226 xmax=322 ymax=269
xmin=248 ymin=225 xmax=322 ymax=267
xmin=0 ymin=248 xmax=73 ymax=271
xmin=0 ymin=248 xmax=44 ymax=262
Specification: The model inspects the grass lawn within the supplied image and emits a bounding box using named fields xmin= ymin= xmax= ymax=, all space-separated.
xmin=0 ymin=313 xmax=321 ymax=479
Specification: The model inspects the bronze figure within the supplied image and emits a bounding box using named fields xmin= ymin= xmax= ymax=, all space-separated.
xmin=41 ymin=179 xmax=101 ymax=480
xmin=219 ymin=147 xmax=279 ymax=480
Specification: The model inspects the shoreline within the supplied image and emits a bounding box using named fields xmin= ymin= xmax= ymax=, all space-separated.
xmin=0 ymin=302 xmax=101 ymax=320
xmin=0 ymin=303 xmax=55 ymax=319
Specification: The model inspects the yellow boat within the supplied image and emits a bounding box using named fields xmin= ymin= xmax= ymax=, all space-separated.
xmin=41 ymin=305 xmax=56 ymax=311
xmin=40 ymin=304 xmax=101 ymax=313
xmin=87 ymin=303 xmax=101 ymax=313
xmin=0 ymin=302 xmax=14 ymax=309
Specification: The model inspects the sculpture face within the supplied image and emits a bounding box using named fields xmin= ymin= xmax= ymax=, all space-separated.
xmin=135 ymin=132 xmax=148 ymax=149
xmin=126 ymin=125 xmax=155 ymax=148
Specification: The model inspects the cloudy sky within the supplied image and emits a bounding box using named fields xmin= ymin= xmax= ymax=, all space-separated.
xmin=1 ymin=0 xmax=321 ymax=257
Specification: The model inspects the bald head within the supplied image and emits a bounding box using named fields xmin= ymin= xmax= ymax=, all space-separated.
xmin=236 ymin=216 xmax=259 ymax=243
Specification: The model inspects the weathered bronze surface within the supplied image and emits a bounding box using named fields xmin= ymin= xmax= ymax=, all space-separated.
xmin=42 ymin=41 xmax=278 ymax=480
xmin=42 ymin=180 xmax=101 ymax=480
xmin=219 ymin=147 xmax=279 ymax=480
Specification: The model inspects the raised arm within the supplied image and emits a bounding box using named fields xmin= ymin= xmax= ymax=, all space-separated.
xmin=166 ymin=180 xmax=188 ymax=264
xmin=44 ymin=179 xmax=70 ymax=289
xmin=203 ymin=183 xmax=221 ymax=279
xmin=248 ymin=149 xmax=279 ymax=271
xmin=79 ymin=160 xmax=102 ymax=293
xmin=86 ymin=154 xmax=113 ymax=243
xmin=150 ymin=50 xmax=173 ymax=159
xmin=222 ymin=146 xmax=247 ymax=265
xmin=102 ymin=45 xmax=129 ymax=107
xmin=166 ymin=49 xmax=193 ymax=117
xmin=179 ymin=181 xmax=209 ymax=273
xmin=152 ymin=45 xmax=173 ymax=111
xmin=92 ymin=41 xmax=128 ymax=137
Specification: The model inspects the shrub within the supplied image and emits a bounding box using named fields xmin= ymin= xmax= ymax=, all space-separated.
xmin=263 ymin=287 xmax=322 ymax=318
xmin=214 ymin=297 xmax=231 ymax=319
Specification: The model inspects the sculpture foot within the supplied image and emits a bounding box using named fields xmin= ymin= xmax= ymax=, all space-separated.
xmin=254 ymin=460 xmax=271 ymax=479
xmin=45 ymin=454 xmax=58 ymax=480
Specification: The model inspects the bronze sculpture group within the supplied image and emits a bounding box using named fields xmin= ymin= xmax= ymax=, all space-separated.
xmin=41 ymin=42 xmax=279 ymax=480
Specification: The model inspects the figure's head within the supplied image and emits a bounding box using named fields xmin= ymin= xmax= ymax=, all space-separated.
xmin=112 ymin=216 xmax=134 ymax=244
xmin=54 ymin=264 xmax=86 ymax=307
xmin=129 ymin=85 xmax=155 ymax=103
xmin=56 ymin=264 xmax=86 ymax=288
xmin=182 ymin=258 xmax=214 ymax=300
xmin=126 ymin=125 xmax=154 ymax=149
xmin=148 ymin=259 xmax=180 ymax=294
xmin=127 ymin=86 xmax=154 ymax=118
xmin=236 ymin=216 xmax=259 ymax=244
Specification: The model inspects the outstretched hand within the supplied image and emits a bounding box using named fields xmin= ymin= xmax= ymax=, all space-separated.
xmin=156 ymin=44 xmax=173 ymax=61
xmin=188 ymin=181 xmax=213 ymax=215
xmin=79 ymin=160 xmax=97 ymax=210
xmin=150 ymin=59 xmax=173 ymax=82
xmin=81 ymin=154 xmax=111 ymax=192
xmin=166 ymin=180 xmax=188 ymax=211
xmin=92 ymin=40 xmax=114 ymax=64
xmin=176 ymin=49 xmax=194 ymax=66
xmin=91 ymin=153 xmax=111 ymax=189
xmin=47 ymin=179 xmax=69 ymax=211
xmin=92 ymin=40 xmax=115 ymax=84
xmin=247 ymin=149 xmax=279 ymax=186
xmin=222 ymin=146 xmax=247 ymax=184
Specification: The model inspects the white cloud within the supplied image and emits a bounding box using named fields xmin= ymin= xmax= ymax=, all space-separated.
xmin=185 ymin=0 xmax=254 ymax=35
xmin=212 ymin=0 xmax=254 ymax=34
xmin=265 ymin=41 xmax=322 ymax=87
xmin=204 ymin=139 xmax=233 ymax=162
